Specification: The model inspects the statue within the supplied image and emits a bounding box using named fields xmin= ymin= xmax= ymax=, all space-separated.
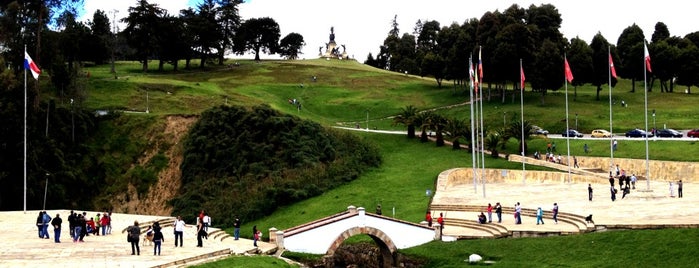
xmin=341 ymin=44 xmax=346 ymax=53
xmin=329 ymin=26 xmax=335 ymax=42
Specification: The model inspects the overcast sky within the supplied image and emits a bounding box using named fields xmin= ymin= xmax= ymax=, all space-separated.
xmin=80 ymin=0 xmax=694 ymax=61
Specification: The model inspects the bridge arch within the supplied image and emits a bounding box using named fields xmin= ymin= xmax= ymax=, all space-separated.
xmin=326 ymin=226 xmax=397 ymax=267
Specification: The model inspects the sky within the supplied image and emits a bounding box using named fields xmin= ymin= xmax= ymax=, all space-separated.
xmin=79 ymin=0 xmax=695 ymax=61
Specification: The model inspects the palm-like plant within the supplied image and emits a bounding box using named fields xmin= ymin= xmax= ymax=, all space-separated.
xmin=484 ymin=131 xmax=502 ymax=158
xmin=392 ymin=105 xmax=418 ymax=138
xmin=444 ymin=118 xmax=470 ymax=150
xmin=506 ymin=119 xmax=534 ymax=156
xmin=429 ymin=113 xmax=448 ymax=147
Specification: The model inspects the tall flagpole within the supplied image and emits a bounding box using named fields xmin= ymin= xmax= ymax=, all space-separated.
xmin=608 ymin=46 xmax=615 ymax=176
xmin=643 ymin=41 xmax=651 ymax=189
xmin=564 ymin=54 xmax=571 ymax=182
xmin=23 ymin=45 xmax=28 ymax=213
xmin=479 ymin=47 xmax=486 ymax=198
xmin=520 ymin=59 xmax=526 ymax=184
xmin=469 ymin=56 xmax=477 ymax=193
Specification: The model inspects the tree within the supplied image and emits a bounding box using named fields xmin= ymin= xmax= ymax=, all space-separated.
xmin=392 ymin=105 xmax=418 ymax=139
xmin=193 ymin=0 xmax=222 ymax=68
xmin=278 ymin=32 xmax=305 ymax=60
xmin=122 ymin=0 xmax=164 ymax=72
xmin=651 ymin=22 xmax=670 ymax=43
xmin=531 ymin=39 xmax=563 ymax=103
xmin=506 ymin=119 xmax=534 ymax=156
xmin=591 ymin=33 xmax=617 ymax=100
xmin=567 ymin=37 xmax=594 ymax=99
xmin=233 ymin=17 xmax=280 ymax=61
xmin=616 ymin=24 xmax=645 ymax=92
xmin=444 ymin=117 xmax=469 ymax=150
xmin=87 ymin=9 xmax=111 ymax=65
xmin=216 ymin=0 xmax=243 ymax=65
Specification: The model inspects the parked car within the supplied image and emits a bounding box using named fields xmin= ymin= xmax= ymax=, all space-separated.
xmin=625 ymin=128 xmax=653 ymax=138
xmin=654 ymin=129 xmax=683 ymax=138
xmin=531 ymin=125 xmax=549 ymax=135
xmin=562 ymin=129 xmax=583 ymax=138
xmin=591 ymin=129 xmax=612 ymax=138
xmin=688 ymin=129 xmax=699 ymax=138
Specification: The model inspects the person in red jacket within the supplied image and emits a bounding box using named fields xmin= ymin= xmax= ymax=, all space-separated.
xmin=425 ymin=211 xmax=432 ymax=227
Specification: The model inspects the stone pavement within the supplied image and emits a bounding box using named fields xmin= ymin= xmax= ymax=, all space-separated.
xmin=0 ymin=210 xmax=276 ymax=268
xmin=432 ymin=171 xmax=699 ymax=237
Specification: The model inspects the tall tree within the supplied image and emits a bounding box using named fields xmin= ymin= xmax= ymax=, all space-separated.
xmin=88 ymin=9 xmax=111 ymax=65
xmin=233 ymin=17 xmax=280 ymax=61
xmin=651 ymin=22 xmax=670 ymax=43
xmin=216 ymin=0 xmax=243 ymax=65
xmin=278 ymin=32 xmax=305 ymax=60
xmin=190 ymin=0 xmax=222 ymax=68
xmin=616 ymin=24 xmax=645 ymax=92
xmin=567 ymin=37 xmax=594 ymax=99
xmin=122 ymin=0 xmax=164 ymax=72
xmin=591 ymin=33 xmax=617 ymax=100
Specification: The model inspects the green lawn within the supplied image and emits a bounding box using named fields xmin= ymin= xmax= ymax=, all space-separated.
xmin=78 ymin=59 xmax=699 ymax=267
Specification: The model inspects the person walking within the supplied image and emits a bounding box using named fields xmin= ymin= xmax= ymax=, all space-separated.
xmin=196 ymin=221 xmax=205 ymax=247
xmin=495 ymin=202 xmax=502 ymax=223
xmin=173 ymin=216 xmax=185 ymax=247
xmin=611 ymin=186 xmax=617 ymax=201
xmin=515 ymin=202 xmax=522 ymax=224
xmin=153 ymin=228 xmax=164 ymax=255
xmin=536 ymin=207 xmax=544 ymax=225
xmin=588 ymin=184 xmax=593 ymax=201
xmin=73 ymin=214 xmax=83 ymax=243
xmin=41 ymin=211 xmax=51 ymax=239
xmin=127 ymin=221 xmax=141 ymax=255
xmin=573 ymin=156 xmax=579 ymax=168
xmin=486 ymin=203 xmax=493 ymax=223
xmin=678 ymin=180 xmax=683 ymax=198
xmin=51 ymin=214 xmax=62 ymax=243
xmin=552 ymin=203 xmax=559 ymax=224
xmin=233 ymin=217 xmax=241 ymax=240
xmin=36 ymin=212 xmax=44 ymax=239
xmin=202 ymin=213 xmax=211 ymax=232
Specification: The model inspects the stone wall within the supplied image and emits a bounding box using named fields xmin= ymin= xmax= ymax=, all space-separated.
xmin=482 ymin=154 xmax=698 ymax=183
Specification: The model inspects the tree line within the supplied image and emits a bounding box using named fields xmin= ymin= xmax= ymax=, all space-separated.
xmin=365 ymin=4 xmax=699 ymax=100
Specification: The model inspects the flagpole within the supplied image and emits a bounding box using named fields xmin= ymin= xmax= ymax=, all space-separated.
xmin=479 ymin=47 xmax=486 ymax=198
xmin=564 ymin=54 xmax=571 ymax=183
xmin=643 ymin=41 xmax=651 ymax=190
xmin=608 ymin=46 xmax=615 ymax=177
xmin=23 ymin=44 xmax=28 ymax=213
xmin=469 ymin=56 xmax=477 ymax=193
xmin=520 ymin=59 xmax=526 ymax=184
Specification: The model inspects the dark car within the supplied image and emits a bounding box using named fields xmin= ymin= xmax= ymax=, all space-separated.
xmin=562 ymin=129 xmax=583 ymax=138
xmin=655 ymin=129 xmax=683 ymax=138
xmin=688 ymin=129 xmax=699 ymax=138
xmin=625 ymin=128 xmax=653 ymax=138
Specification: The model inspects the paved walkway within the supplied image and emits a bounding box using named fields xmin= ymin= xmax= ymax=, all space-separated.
xmin=432 ymin=176 xmax=699 ymax=234
xmin=0 ymin=210 xmax=276 ymax=268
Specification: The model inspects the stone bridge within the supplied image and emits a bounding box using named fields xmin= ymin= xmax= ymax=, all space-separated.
xmin=270 ymin=206 xmax=439 ymax=267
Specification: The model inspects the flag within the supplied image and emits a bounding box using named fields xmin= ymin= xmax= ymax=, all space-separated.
xmin=609 ymin=52 xmax=617 ymax=79
xmin=564 ymin=57 xmax=574 ymax=83
xmin=520 ymin=64 xmax=526 ymax=90
xmin=469 ymin=58 xmax=475 ymax=89
xmin=478 ymin=47 xmax=483 ymax=82
xmin=24 ymin=52 xmax=41 ymax=80
xmin=644 ymin=42 xmax=652 ymax=73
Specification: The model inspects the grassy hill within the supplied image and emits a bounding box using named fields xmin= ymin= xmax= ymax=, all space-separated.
xmin=78 ymin=59 xmax=699 ymax=266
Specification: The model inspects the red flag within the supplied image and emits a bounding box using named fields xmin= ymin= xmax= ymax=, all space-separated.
xmin=564 ymin=57 xmax=574 ymax=83
xmin=609 ymin=53 xmax=617 ymax=79
xmin=477 ymin=47 xmax=483 ymax=94
xmin=644 ymin=42 xmax=652 ymax=73
xmin=520 ymin=64 xmax=525 ymax=90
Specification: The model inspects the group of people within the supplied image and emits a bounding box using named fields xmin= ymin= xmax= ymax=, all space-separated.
xmin=36 ymin=210 xmax=112 ymax=244
xmin=608 ymin=165 xmax=637 ymax=201
xmin=474 ymin=202 xmax=559 ymax=225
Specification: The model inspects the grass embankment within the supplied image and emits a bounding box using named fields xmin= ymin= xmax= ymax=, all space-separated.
xmin=79 ymin=59 xmax=699 ymax=266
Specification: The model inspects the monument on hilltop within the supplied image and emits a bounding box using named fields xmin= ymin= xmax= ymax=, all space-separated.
xmin=320 ymin=26 xmax=349 ymax=59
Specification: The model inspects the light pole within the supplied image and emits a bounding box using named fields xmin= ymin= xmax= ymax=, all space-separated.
xmin=575 ymin=113 xmax=578 ymax=130
xmin=366 ymin=109 xmax=369 ymax=130
xmin=503 ymin=112 xmax=506 ymax=128
xmin=43 ymin=173 xmax=49 ymax=211
xmin=652 ymin=109 xmax=656 ymax=131
xmin=70 ymin=98 xmax=74 ymax=143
